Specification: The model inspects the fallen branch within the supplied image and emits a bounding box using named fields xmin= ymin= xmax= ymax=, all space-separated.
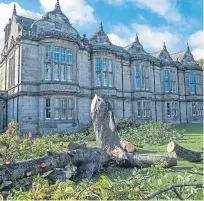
xmin=144 ymin=182 xmax=203 ymax=200
xmin=167 ymin=141 xmax=203 ymax=162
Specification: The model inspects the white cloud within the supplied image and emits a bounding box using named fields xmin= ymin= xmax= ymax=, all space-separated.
xmin=0 ymin=2 xmax=41 ymax=52
xmin=108 ymin=23 xmax=181 ymax=52
xmin=108 ymin=33 xmax=130 ymax=47
xmin=188 ymin=30 xmax=203 ymax=60
xmin=104 ymin=0 xmax=182 ymax=23
xmin=40 ymin=0 xmax=96 ymax=25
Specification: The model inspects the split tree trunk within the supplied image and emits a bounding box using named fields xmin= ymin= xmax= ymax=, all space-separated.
xmin=90 ymin=95 xmax=177 ymax=168
xmin=167 ymin=141 xmax=203 ymax=162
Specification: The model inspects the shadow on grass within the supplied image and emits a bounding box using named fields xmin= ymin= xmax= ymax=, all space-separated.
xmin=172 ymin=166 xmax=203 ymax=171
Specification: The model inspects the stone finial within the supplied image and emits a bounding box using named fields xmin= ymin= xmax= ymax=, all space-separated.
xmin=99 ymin=22 xmax=103 ymax=32
xmin=135 ymin=33 xmax=139 ymax=42
xmin=163 ymin=42 xmax=167 ymax=50
xmin=13 ymin=4 xmax=17 ymax=16
xmin=55 ymin=0 xmax=61 ymax=10
xmin=187 ymin=43 xmax=190 ymax=52
xmin=9 ymin=18 xmax=12 ymax=24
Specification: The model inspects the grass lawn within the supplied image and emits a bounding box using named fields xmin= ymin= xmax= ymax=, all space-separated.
xmin=94 ymin=124 xmax=203 ymax=179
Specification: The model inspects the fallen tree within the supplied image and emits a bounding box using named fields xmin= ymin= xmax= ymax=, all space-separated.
xmin=167 ymin=141 xmax=203 ymax=162
xmin=0 ymin=95 xmax=178 ymax=191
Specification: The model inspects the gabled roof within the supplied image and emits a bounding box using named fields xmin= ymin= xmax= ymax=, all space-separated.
xmin=151 ymin=43 xmax=174 ymax=65
xmin=125 ymin=33 xmax=148 ymax=56
xmin=89 ymin=22 xmax=112 ymax=45
xmin=171 ymin=44 xmax=197 ymax=68
xmin=16 ymin=15 xmax=36 ymax=28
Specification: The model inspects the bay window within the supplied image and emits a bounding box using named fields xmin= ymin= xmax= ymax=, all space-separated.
xmin=135 ymin=65 xmax=149 ymax=90
xmin=44 ymin=46 xmax=73 ymax=82
xmin=95 ymin=58 xmax=113 ymax=87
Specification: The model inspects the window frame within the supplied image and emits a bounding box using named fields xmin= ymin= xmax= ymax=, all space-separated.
xmin=44 ymin=46 xmax=73 ymax=82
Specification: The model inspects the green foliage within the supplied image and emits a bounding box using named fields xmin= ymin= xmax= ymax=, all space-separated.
xmin=0 ymin=121 xmax=201 ymax=200
xmin=196 ymin=59 xmax=203 ymax=67
xmin=119 ymin=121 xmax=183 ymax=145
xmin=7 ymin=164 xmax=203 ymax=200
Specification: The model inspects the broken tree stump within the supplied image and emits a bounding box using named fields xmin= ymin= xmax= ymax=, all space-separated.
xmin=91 ymin=95 xmax=177 ymax=168
xmin=167 ymin=141 xmax=203 ymax=162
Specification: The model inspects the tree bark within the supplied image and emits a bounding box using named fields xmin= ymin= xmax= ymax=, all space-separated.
xmin=167 ymin=141 xmax=202 ymax=162
xmin=90 ymin=95 xmax=177 ymax=168
xmin=0 ymin=148 xmax=110 ymax=190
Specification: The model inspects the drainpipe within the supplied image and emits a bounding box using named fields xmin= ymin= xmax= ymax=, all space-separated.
xmin=184 ymin=70 xmax=188 ymax=123
xmin=177 ymin=67 xmax=181 ymax=123
xmin=152 ymin=61 xmax=157 ymax=121
xmin=121 ymin=57 xmax=125 ymax=118
xmin=17 ymin=43 xmax=20 ymax=123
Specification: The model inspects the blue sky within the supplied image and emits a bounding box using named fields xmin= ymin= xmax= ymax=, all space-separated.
xmin=0 ymin=0 xmax=203 ymax=59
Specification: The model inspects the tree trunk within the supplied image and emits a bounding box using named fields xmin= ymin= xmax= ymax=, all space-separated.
xmin=167 ymin=141 xmax=202 ymax=162
xmin=90 ymin=95 xmax=177 ymax=168
xmin=0 ymin=148 xmax=110 ymax=190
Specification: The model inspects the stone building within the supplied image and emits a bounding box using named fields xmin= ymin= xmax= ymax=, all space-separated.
xmin=0 ymin=1 xmax=203 ymax=134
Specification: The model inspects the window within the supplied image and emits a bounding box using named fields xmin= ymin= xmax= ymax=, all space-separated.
xmin=137 ymin=101 xmax=141 ymax=117
xmin=45 ymin=98 xmax=51 ymax=119
xmin=45 ymin=63 xmax=51 ymax=80
xmin=145 ymin=67 xmax=149 ymax=90
xmin=95 ymin=58 xmax=113 ymax=87
xmin=192 ymin=103 xmax=196 ymax=116
xmin=54 ymin=98 xmax=74 ymax=120
xmin=146 ymin=102 xmax=151 ymax=117
xmin=44 ymin=46 xmax=73 ymax=82
xmin=46 ymin=46 xmax=51 ymax=61
xmin=164 ymin=71 xmax=170 ymax=92
xmin=143 ymin=101 xmax=151 ymax=118
xmin=171 ymin=71 xmax=177 ymax=93
xmin=172 ymin=102 xmax=178 ymax=117
xmin=196 ymin=75 xmax=202 ymax=94
xmin=189 ymin=74 xmax=195 ymax=93
xmin=135 ymin=65 xmax=141 ymax=89
xmin=8 ymin=55 xmax=15 ymax=88
xmin=167 ymin=103 xmax=171 ymax=116
xmin=198 ymin=103 xmax=203 ymax=116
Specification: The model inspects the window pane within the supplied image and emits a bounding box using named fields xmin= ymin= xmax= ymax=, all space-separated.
xmin=109 ymin=73 xmax=113 ymax=87
xmin=54 ymin=109 xmax=60 ymax=119
xmin=96 ymin=58 xmax=101 ymax=72
xmin=54 ymin=47 xmax=60 ymax=62
xmin=45 ymin=63 xmax=51 ymax=80
xmin=108 ymin=60 xmax=112 ymax=72
xmin=68 ymin=99 xmax=74 ymax=108
xmin=54 ymin=98 xmax=60 ymax=107
xmin=68 ymin=109 xmax=73 ymax=119
xmin=138 ymin=102 xmax=141 ymax=117
xmin=54 ymin=64 xmax=59 ymax=80
xmin=96 ymin=72 xmax=101 ymax=86
xmin=135 ymin=66 xmax=141 ymax=89
xmin=61 ymin=48 xmax=66 ymax=63
xmin=167 ymin=103 xmax=171 ymax=116
xmin=61 ymin=65 xmax=66 ymax=81
xmin=67 ymin=66 xmax=72 ymax=81
xmin=61 ymin=109 xmax=66 ymax=119
xmin=103 ymin=72 xmax=108 ymax=86
xmin=46 ymin=46 xmax=51 ymax=61
xmin=46 ymin=98 xmax=50 ymax=107
xmin=45 ymin=109 xmax=51 ymax=119
xmin=67 ymin=49 xmax=72 ymax=64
